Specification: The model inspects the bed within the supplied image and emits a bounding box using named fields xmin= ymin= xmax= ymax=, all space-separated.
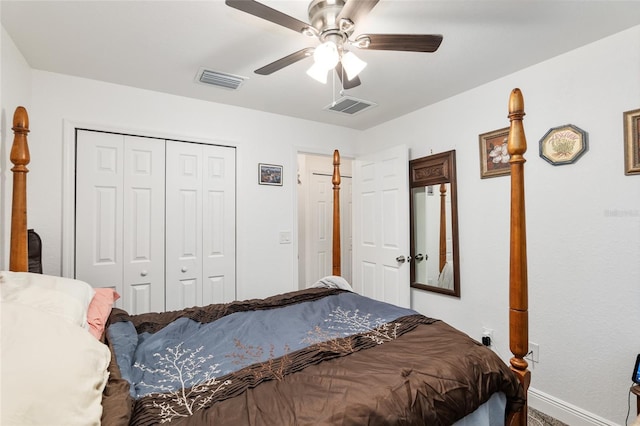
xmin=2 ymin=88 xmax=531 ymax=425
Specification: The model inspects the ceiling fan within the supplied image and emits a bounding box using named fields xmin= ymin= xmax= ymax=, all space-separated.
xmin=225 ymin=0 xmax=443 ymax=89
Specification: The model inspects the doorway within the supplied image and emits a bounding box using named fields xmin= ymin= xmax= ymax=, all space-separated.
xmin=297 ymin=153 xmax=352 ymax=289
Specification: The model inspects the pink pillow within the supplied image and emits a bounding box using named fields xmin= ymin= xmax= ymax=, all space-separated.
xmin=86 ymin=288 xmax=120 ymax=339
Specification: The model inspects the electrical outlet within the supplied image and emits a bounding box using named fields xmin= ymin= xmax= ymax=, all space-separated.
xmin=526 ymin=342 xmax=539 ymax=363
xmin=482 ymin=327 xmax=493 ymax=346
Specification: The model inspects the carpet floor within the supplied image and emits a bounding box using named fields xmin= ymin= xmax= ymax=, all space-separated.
xmin=528 ymin=407 xmax=568 ymax=426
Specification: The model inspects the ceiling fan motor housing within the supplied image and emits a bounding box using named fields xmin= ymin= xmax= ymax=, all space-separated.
xmin=308 ymin=0 xmax=349 ymax=38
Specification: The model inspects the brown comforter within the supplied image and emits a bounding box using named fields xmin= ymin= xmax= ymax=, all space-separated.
xmin=101 ymin=288 xmax=525 ymax=425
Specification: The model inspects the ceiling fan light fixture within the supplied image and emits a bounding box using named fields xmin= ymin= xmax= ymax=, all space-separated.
xmin=306 ymin=61 xmax=329 ymax=84
xmin=341 ymin=51 xmax=367 ymax=81
xmin=313 ymin=41 xmax=339 ymax=70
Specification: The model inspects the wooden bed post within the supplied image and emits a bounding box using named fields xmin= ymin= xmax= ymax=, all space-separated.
xmin=439 ymin=183 xmax=447 ymax=273
xmin=9 ymin=106 xmax=31 ymax=272
xmin=506 ymin=89 xmax=531 ymax=426
xmin=332 ymin=149 xmax=341 ymax=276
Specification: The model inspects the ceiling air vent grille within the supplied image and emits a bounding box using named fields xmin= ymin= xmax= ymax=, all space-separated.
xmin=324 ymin=96 xmax=377 ymax=115
xmin=196 ymin=68 xmax=246 ymax=90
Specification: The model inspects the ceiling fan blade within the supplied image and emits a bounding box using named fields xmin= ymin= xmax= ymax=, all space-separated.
xmin=335 ymin=62 xmax=361 ymax=89
xmin=255 ymin=48 xmax=314 ymax=75
xmin=225 ymin=0 xmax=310 ymax=34
xmin=337 ymin=0 xmax=380 ymax=28
xmin=359 ymin=34 xmax=443 ymax=52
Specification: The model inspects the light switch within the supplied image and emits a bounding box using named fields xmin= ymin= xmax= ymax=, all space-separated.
xmin=279 ymin=231 xmax=292 ymax=244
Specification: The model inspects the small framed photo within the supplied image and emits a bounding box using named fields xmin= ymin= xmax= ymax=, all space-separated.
xmin=539 ymin=124 xmax=588 ymax=166
xmin=258 ymin=163 xmax=283 ymax=186
xmin=479 ymin=127 xmax=510 ymax=179
xmin=623 ymin=108 xmax=640 ymax=175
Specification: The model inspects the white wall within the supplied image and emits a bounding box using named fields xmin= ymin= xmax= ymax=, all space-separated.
xmin=356 ymin=25 xmax=640 ymax=425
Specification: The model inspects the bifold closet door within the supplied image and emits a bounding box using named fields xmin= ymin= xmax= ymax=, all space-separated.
xmin=75 ymin=131 xmax=165 ymax=314
xmin=165 ymin=140 xmax=236 ymax=311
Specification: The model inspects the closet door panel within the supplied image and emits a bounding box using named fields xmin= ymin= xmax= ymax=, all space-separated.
xmin=123 ymin=136 xmax=165 ymax=314
xmin=202 ymin=145 xmax=236 ymax=304
xmin=76 ymin=131 xmax=125 ymax=300
xmin=165 ymin=141 xmax=203 ymax=310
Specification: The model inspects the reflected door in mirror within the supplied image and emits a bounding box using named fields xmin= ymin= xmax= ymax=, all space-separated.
xmin=412 ymin=183 xmax=454 ymax=288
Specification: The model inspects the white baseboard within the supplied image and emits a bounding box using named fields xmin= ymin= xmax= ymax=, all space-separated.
xmin=528 ymin=387 xmax=619 ymax=426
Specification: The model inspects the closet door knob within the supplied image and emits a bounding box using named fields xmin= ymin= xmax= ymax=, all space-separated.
xmin=140 ymin=270 xmax=148 ymax=277
xmin=181 ymin=266 xmax=188 ymax=273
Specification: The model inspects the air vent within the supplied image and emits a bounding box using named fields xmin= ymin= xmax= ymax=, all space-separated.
xmin=196 ymin=68 xmax=246 ymax=90
xmin=324 ymin=96 xmax=377 ymax=115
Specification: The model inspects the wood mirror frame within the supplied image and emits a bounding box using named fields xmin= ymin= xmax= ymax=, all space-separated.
xmin=409 ymin=150 xmax=460 ymax=297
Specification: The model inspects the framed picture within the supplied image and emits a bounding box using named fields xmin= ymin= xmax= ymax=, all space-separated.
xmin=258 ymin=163 xmax=283 ymax=186
xmin=479 ymin=127 xmax=510 ymax=179
xmin=623 ymin=108 xmax=640 ymax=175
xmin=539 ymin=124 xmax=588 ymax=166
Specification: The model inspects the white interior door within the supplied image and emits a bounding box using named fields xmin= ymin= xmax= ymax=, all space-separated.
xmin=76 ymin=131 xmax=124 ymax=298
xmin=352 ymin=145 xmax=410 ymax=308
xmin=165 ymin=141 xmax=204 ymax=310
xmin=308 ymin=172 xmax=333 ymax=283
xmin=201 ymin=144 xmax=236 ymax=304
xmin=76 ymin=131 xmax=165 ymax=314
xmin=165 ymin=141 xmax=236 ymax=310
xmin=123 ymin=136 xmax=165 ymax=314
xmin=339 ymin=176 xmax=352 ymax=284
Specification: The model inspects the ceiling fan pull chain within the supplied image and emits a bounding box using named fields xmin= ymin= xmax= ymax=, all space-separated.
xmin=332 ymin=68 xmax=337 ymax=106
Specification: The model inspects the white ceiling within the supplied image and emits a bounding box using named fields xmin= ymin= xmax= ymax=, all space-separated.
xmin=3 ymin=0 xmax=640 ymax=130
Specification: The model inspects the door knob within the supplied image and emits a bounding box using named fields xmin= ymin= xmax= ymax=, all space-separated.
xmin=140 ymin=270 xmax=148 ymax=277
xmin=415 ymin=254 xmax=424 ymax=261
xmin=181 ymin=266 xmax=188 ymax=273
xmin=396 ymin=255 xmax=406 ymax=263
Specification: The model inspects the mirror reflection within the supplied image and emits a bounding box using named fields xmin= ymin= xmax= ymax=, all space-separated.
xmin=412 ymin=183 xmax=454 ymax=289
xmin=409 ymin=150 xmax=460 ymax=297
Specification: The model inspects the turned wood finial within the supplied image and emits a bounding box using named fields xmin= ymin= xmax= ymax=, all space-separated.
xmin=332 ymin=150 xmax=341 ymax=188
xmin=11 ymin=106 xmax=30 ymax=169
xmin=507 ymin=88 xmax=527 ymax=159
xmin=10 ymin=106 xmax=31 ymax=272
xmin=332 ymin=150 xmax=341 ymax=276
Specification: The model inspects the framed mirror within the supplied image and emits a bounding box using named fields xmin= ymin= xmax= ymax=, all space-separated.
xmin=409 ymin=150 xmax=460 ymax=297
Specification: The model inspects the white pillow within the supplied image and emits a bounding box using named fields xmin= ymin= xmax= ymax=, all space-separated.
xmin=0 ymin=271 xmax=95 ymax=329
xmin=1 ymin=301 xmax=111 ymax=426
xmin=311 ymin=275 xmax=354 ymax=291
